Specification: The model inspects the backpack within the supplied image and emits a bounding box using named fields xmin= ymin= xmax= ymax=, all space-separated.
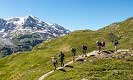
xmin=72 ymin=48 xmax=76 ymax=53
xmin=52 ymin=58 xmax=57 ymax=64
xmin=101 ymin=41 xmax=105 ymax=47
xmin=96 ymin=41 xmax=101 ymax=46
xmin=113 ymin=40 xmax=119 ymax=46
xmin=59 ymin=53 xmax=64 ymax=59
xmin=83 ymin=45 xmax=87 ymax=50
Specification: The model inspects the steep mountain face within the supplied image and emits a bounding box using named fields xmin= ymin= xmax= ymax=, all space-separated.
xmin=0 ymin=15 xmax=70 ymax=38
xmin=0 ymin=16 xmax=70 ymax=57
xmin=0 ymin=37 xmax=16 ymax=51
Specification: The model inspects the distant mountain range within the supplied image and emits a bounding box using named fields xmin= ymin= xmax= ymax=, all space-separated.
xmin=0 ymin=15 xmax=70 ymax=39
xmin=0 ymin=15 xmax=70 ymax=57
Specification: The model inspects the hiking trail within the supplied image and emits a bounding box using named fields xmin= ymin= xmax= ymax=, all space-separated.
xmin=38 ymin=49 xmax=130 ymax=80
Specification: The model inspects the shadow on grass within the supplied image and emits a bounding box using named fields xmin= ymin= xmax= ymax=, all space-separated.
xmin=65 ymin=65 xmax=74 ymax=68
xmin=58 ymin=69 xmax=66 ymax=72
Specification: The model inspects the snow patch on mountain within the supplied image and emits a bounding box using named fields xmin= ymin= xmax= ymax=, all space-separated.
xmin=0 ymin=15 xmax=70 ymax=39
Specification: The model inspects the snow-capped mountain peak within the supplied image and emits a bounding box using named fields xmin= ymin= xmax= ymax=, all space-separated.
xmin=7 ymin=17 xmax=25 ymax=25
xmin=6 ymin=15 xmax=42 ymax=25
xmin=0 ymin=15 xmax=70 ymax=39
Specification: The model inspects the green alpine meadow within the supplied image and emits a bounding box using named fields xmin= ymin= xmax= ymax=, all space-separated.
xmin=0 ymin=0 xmax=133 ymax=80
xmin=0 ymin=17 xmax=133 ymax=80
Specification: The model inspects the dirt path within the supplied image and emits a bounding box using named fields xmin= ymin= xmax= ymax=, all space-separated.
xmin=38 ymin=49 xmax=129 ymax=80
xmin=38 ymin=50 xmax=98 ymax=80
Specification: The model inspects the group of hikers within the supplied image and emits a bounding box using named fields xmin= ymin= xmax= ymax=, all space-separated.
xmin=96 ymin=40 xmax=119 ymax=52
xmin=51 ymin=40 xmax=119 ymax=70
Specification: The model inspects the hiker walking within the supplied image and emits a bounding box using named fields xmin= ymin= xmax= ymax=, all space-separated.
xmin=51 ymin=57 xmax=58 ymax=70
xmin=113 ymin=40 xmax=119 ymax=52
xmin=101 ymin=41 xmax=105 ymax=50
xmin=82 ymin=45 xmax=88 ymax=57
xmin=96 ymin=41 xmax=102 ymax=52
xmin=59 ymin=51 xmax=65 ymax=67
xmin=71 ymin=48 xmax=76 ymax=61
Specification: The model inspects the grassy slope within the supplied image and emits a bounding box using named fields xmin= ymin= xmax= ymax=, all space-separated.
xmin=46 ymin=53 xmax=133 ymax=80
xmin=0 ymin=18 xmax=132 ymax=80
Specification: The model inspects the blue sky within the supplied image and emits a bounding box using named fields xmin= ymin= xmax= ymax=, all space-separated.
xmin=0 ymin=0 xmax=132 ymax=31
